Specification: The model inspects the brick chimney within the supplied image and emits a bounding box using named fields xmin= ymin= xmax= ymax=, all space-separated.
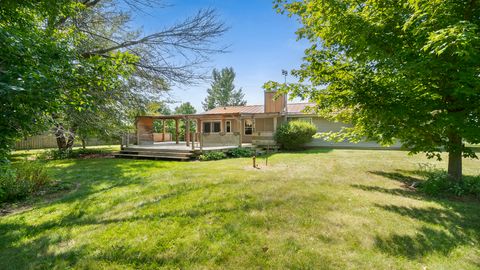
xmin=264 ymin=91 xmax=287 ymax=113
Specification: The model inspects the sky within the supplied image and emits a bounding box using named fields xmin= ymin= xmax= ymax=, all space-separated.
xmin=131 ymin=0 xmax=308 ymax=112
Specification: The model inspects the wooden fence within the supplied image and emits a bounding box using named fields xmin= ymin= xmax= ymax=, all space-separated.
xmin=14 ymin=134 xmax=119 ymax=150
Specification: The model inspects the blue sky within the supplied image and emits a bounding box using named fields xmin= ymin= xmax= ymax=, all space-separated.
xmin=131 ymin=0 xmax=308 ymax=112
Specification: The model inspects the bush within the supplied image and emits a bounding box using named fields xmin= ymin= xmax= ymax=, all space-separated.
xmin=274 ymin=121 xmax=317 ymax=150
xmin=227 ymin=147 xmax=255 ymax=158
xmin=40 ymin=148 xmax=110 ymax=160
xmin=198 ymin=151 xmax=227 ymax=161
xmin=0 ymin=161 xmax=52 ymax=203
xmin=418 ymin=170 xmax=480 ymax=197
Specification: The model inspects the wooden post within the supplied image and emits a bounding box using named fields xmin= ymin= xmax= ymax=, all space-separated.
xmin=237 ymin=117 xmax=242 ymax=147
xmin=273 ymin=117 xmax=277 ymax=132
xmin=162 ymin=120 xmax=166 ymax=142
xmin=185 ymin=118 xmax=190 ymax=147
xmin=175 ymin=118 xmax=179 ymax=144
xmin=200 ymin=133 xmax=203 ymax=151
xmin=197 ymin=119 xmax=201 ymax=134
xmin=191 ymin=131 xmax=196 ymax=150
xmin=136 ymin=118 xmax=140 ymax=146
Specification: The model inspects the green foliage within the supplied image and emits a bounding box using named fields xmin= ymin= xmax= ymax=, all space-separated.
xmin=0 ymin=161 xmax=51 ymax=203
xmin=268 ymin=0 xmax=480 ymax=178
xmin=2 ymin=150 xmax=480 ymax=268
xmin=198 ymin=151 xmax=227 ymax=161
xmin=40 ymin=148 xmax=111 ymax=160
xmin=418 ymin=170 xmax=480 ymax=198
xmin=174 ymin=102 xmax=197 ymax=115
xmin=226 ymin=147 xmax=255 ymax=158
xmin=275 ymin=121 xmax=317 ymax=150
xmin=202 ymin=67 xmax=246 ymax=111
xmin=175 ymin=102 xmax=197 ymax=141
xmin=0 ymin=0 xmax=78 ymax=160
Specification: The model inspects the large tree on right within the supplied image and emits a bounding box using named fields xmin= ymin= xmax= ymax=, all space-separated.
xmin=268 ymin=0 xmax=480 ymax=181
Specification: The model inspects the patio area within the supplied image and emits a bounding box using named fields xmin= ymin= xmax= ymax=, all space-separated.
xmin=123 ymin=141 xmax=254 ymax=152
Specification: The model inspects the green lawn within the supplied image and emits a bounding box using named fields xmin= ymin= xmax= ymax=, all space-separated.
xmin=1 ymin=149 xmax=480 ymax=269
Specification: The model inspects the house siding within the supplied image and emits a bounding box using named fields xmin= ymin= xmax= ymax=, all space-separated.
xmin=303 ymin=117 xmax=401 ymax=149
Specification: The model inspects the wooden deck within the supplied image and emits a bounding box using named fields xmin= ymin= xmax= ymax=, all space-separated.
xmin=115 ymin=142 xmax=254 ymax=160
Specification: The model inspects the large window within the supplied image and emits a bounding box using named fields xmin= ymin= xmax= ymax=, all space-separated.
xmin=244 ymin=119 xmax=254 ymax=135
xmin=203 ymin=121 xmax=221 ymax=133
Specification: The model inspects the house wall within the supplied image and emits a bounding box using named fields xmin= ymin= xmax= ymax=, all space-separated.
xmin=137 ymin=117 xmax=154 ymax=145
xmin=289 ymin=116 xmax=402 ymax=149
xmin=153 ymin=133 xmax=172 ymax=142
xmin=264 ymin=91 xmax=286 ymax=113
xmin=201 ymin=133 xmax=240 ymax=147
xmin=254 ymin=118 xmax=274 ymax=132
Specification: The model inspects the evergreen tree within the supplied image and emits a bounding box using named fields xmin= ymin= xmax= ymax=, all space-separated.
xmin=202 ymin=67 xmax=246 ymax=111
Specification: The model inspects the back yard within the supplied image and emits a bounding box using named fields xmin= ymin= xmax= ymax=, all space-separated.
xmin=1 ymin=149 xmax=480 ymax=269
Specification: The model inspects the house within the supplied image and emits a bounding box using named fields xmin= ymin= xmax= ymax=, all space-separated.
xmin=132 ymin=91 xmax=397 ymax=150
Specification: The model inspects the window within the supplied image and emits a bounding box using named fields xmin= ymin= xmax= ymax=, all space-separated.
xmin=203 ymin=122 xmax=211 ymax=133
xmin=213 ymin=122 xmax=221 ymax=133
xmin=244 ymin=119 xmax=254 ymax=135
xmin=225 ymin=121 xmax=232 ymax=133
xmin=202 ymin=121 xmax=221 ymax=133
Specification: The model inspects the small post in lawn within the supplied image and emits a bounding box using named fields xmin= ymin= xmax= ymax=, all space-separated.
xmin=266 ymin=144 xmax=269 ymax=166
xmin=253 ymin=155 xmax=256 ymax=168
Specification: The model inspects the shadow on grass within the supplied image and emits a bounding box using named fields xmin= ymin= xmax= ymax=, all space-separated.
xmin=352 ymin=170 xmax=480 ymax=260
xmin=0 ymin=158 xmax=166 ymax=268
xmin=258 ymin=148 xmax=333 ymax=160
xmin=0 ymin=158 xmax=288 ymax=268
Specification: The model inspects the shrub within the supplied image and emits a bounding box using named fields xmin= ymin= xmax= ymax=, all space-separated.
xmin=274 ymin=121 xmax=317 ymax=150
xmin=227 ymin=147 xmax=255 ymax=158
xmin=198 ymin=151 xmax=227 ymax=161
xmin=0 ymin=161 xmax=52 ymax=203
xmin=418 ymin=170 xmax=480 ymax=197
xmin=40 ymin=148 xmax=110 ymax=160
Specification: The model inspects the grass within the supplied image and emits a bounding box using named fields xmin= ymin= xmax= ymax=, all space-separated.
xmin=1 ymin=148 xmax=480 ymax=269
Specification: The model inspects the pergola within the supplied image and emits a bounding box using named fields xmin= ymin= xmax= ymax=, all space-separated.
xmin=135 ymin=113 xmax=245 ymax=149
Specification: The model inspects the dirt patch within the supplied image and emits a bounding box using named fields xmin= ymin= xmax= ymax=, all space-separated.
xmin=78 ymin=153 xmax=114 ymax=159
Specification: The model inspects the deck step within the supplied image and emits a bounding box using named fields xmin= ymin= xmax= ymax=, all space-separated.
xmin=119 ymin=150 xmax=194 ymax=157
xmin=121 ymin=147 xmax=195 ymax=153
xmin=114 ymin=153 xmax=191 ymax=160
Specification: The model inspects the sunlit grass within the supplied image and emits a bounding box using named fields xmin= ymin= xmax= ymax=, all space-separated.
xmin=1 ymin=149 xmax=479 ymax=269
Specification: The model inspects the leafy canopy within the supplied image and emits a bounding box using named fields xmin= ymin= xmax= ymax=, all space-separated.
xmin=266 ymin=0 xmax=480 ymax=161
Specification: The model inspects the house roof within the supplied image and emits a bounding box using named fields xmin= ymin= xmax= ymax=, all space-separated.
xmin=202 ymin=103 xmax=316 ymax=115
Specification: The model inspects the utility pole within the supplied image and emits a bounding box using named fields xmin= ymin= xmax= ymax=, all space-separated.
xmin=282 ymin=69 xmax=288 ymax=84
xmin=282 ymin=69 xmax=288 ymax=115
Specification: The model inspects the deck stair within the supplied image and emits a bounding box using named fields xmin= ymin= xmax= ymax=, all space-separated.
xmin=114 ymin=148 xmax=196 ymax=160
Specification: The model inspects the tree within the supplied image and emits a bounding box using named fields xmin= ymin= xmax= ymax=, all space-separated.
xmin=0 ymin=0 xmax=80 ymax=161
xmin=175 ymin=102 xmax=197 ymax=140
xmin=202 ymin=67 xmax=246 ymax=111
xmin=267 ymin=0 xmax=480 ymax=181
xmin=49 ymin=0 xmax=227 ymax=151
xmin=174 ymin=102 xmax=197 ymax=115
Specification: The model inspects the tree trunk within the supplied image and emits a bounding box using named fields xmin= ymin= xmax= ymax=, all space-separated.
xmin=53 ymin=124 xmax=76 ymax=151
xmin=81 ymin=138 xmax=86 ymax=149
xmin=447 ymin=132 xmax=463 ymax=182
xmin=54 ymin=124 xmax=67 ymax=151
xmin=66 ymin=127 xmax=76 ymax=150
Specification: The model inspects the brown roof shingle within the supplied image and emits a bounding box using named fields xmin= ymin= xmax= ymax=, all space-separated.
xmin=202 ymin=103 xmax=316 ymax=115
